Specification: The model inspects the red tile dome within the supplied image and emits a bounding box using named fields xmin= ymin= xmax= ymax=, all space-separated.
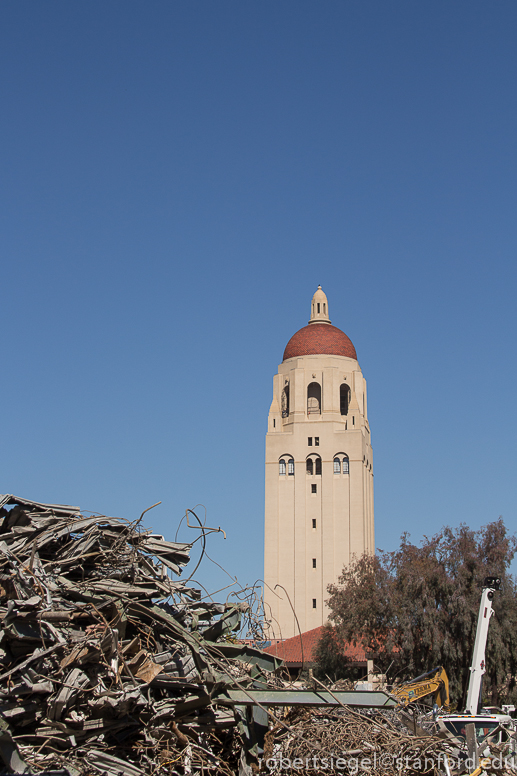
xmin=283 ymin=323 xmax=357 ymax=361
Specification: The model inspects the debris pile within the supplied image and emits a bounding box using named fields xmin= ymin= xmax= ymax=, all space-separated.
xmin=264 ymin=706 xmax=461 ymax=775
xmin=1 ymin=494 xmax=506 ymax=776
xmin=0 ymin=495 xmax=281 ymax=775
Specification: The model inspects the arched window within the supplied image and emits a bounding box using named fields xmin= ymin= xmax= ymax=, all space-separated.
xmin=306 ymin=454 xmax=321 ymax=475
xmin=340 ymin=384 xmax=350 ymax=416
xmin=333 ymin=457 xmax=341 ymax=474
xmin=342 ymin=455 xmax=349 ymax=474
xmin=279 ymin=459 xmax=286 ymax=475
xmin=282 ymin=384 xmax=290 ymax=418
xmin=307 ymin=382 xmax=321 ymax=415
xmin=288 ymin=458 xmax=294 ymax=476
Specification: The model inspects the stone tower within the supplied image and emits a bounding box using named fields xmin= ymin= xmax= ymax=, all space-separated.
xmin=264 ymin=286 xmax=374 ymax=639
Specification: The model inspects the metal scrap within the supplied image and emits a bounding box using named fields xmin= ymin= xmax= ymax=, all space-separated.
xmin=0 ymin=495 xmax=486 ymax=776
xmin=0 ymin=495 xmax=286 ymax=775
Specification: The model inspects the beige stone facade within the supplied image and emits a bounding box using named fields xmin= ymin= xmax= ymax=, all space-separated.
xmin=264 ymin=287 xmax=374 ymax=639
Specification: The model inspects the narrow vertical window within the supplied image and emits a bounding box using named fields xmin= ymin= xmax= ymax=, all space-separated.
xmin=340 ymin=384 xmax=350 ymax=416
xmin=315 ymin=437 xmax=319 ymax=446
xmin=279 ymin=459 xmax=286 ymax=475
xmin=311 ymin=484 xmax=317 ymax=493
xmin=312 ymin=558 xmax=316 ymax=568
xmin=323 ymin=303 xmax=326 ymax=314
xmin=312 ymin=599 xmax=317 ymax=609
xmin=312 ymin=519 xmax=316 ymax=529
xmin=308 ymin=437 xmax=313 ymax=446
xmin=273 ymin=419 xmax=276 ymax=428
xmin=306 ymin=458 xmax=313 ymax=475
xmin=334 ymin=457 xmax=341 ymax=474
xmin=282 ymin=385 xmax=290 ymax=418
xmin=288 ymin=458 xmax=294 ymax=475
xmin=317 ymin=303 xmax=320 ymax=313
xmin=342 ymin=456 xmax=349 ymax=474
xmin=315 ymin=457 xmax=322 ymax=476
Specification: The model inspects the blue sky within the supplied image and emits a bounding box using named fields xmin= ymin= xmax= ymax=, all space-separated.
xmin=2 ymin=1 xmax=516 ymax=596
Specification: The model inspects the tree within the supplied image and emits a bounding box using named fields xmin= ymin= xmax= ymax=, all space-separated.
xmin=313 ymin=625 xmax=353 ymax=682
xmin=320 ymin=519 xmax=517 ymax=707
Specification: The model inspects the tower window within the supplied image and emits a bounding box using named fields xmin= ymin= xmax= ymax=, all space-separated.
xmin=312 ymin=558 xmax=316 ymax=568
xmin=315 ymin=437 xmax=319 ymax=446
xmin=273 ymin=419 xmax=276 ymax=428
xmin=342 ymin=456 xmax=349 ymax=474
xmin=317 ymin=303 xmax=320 ymax=313
xmin=307 ymin=454 xmax=321 ymax=475
xmin=312 ymin=599 xmax=317 ymax=609
xmin=311 ymin=484 xmax=317 ymax=493
xmin=288 ymin=458 xmax=294 ymax=475
xmin=340 ymin=384 xmax=350 ymax=416
xmin=308 ymin=437 xmax=312 ymax=446
xmin=307 ymin=382 xmax=321 ymax=415
xmin=334 ymin=457 xmax=341 ymax=474
xmin=282 ymin=385 xmax=290 ymax=418
xmin=279 ymin=459 xmax=286 ymax=475
xmin=323 ymin=303 xmax=326 ymax=314
xmin=312 ymin=519 xmax=316 ymax=529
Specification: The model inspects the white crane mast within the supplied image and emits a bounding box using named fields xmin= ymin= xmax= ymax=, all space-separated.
xmin=465 ymin=576 xmax=501 ymax=715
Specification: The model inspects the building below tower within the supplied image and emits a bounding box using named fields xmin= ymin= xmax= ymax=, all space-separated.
xmin=264 ymin=286 xmax=374 ymax=639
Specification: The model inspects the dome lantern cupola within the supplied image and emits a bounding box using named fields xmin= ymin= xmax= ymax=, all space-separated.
xmin=309 ymin=285 xmax=331 ymax=324
xmin=283 ymin=285 xmax=357 ymax=361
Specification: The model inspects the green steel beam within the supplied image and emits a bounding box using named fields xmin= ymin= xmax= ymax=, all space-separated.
xmin=216 ymin=689 xmax=396 ymax=708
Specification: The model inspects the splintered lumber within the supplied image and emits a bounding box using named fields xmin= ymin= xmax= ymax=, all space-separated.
xmin=0 ymin=495 xmax=475 ymax=776
xmin=0 ymin=494 xmax=284 ymax=775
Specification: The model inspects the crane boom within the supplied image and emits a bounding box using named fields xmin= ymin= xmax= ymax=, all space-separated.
xmin=465 ymin=576 xmax=501 ymax=715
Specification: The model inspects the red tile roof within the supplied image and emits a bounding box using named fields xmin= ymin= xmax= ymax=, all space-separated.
xmin=263 ymin=626 xmax=367 ymax=667
xmin=283 ymin=324 xmax=357 ymax=362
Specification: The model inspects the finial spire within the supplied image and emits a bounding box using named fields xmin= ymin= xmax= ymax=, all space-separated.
xmin=308 ymin=285 xmax=331 ymax=324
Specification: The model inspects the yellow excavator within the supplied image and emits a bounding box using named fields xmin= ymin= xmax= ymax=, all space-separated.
xmin=391 ymin=666 xmax=450 ymax=711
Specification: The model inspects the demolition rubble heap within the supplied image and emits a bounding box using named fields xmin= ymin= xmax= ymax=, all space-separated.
xmin=0 ymin=495 xmax=284 ymax=775
xmin=264 ymin=707 xmax=464 ymax=776
xmin=0 ymin=495 xmax=496 ymax=776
